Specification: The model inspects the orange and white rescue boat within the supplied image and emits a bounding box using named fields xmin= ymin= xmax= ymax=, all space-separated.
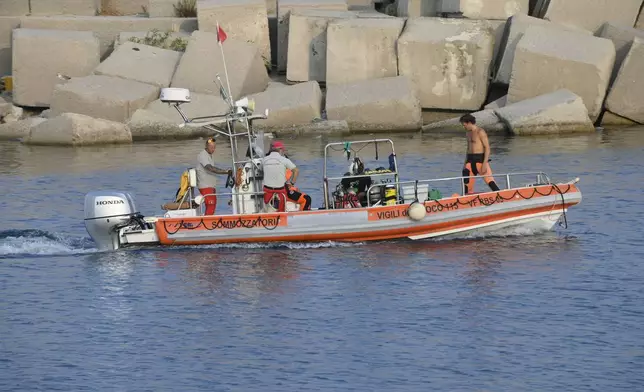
xmin=83 ymin=87 xmax=582 ymax=251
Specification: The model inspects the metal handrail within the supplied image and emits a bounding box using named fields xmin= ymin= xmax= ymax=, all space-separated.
xmin=323 ymin=138 xmax=399 ymax=209
xmin=360 ymin=171 xmax=552 ymax=207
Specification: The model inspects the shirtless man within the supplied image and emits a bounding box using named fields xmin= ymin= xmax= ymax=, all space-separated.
xmin=460 ymin=114 xmax=500 ymax=194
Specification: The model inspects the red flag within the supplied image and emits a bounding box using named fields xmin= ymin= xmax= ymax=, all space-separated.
xmin=216 ymin=23 xmax=227 ymax=44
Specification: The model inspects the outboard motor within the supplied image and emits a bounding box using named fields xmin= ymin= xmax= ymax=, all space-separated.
xmin=84 ymin=191 xmax=142 ymax=251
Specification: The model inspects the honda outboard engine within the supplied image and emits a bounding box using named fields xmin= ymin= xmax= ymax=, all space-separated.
xmin=84 ymin=191 xmax=142 ymax=251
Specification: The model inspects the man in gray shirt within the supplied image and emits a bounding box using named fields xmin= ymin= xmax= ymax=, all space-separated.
xmin=261 ymin=141 xmax=298 ymax=212
xmin=197 ymin=138 xmax=233 ymax=215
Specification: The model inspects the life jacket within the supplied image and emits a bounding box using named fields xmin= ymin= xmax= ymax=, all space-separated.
xmin=174 ymin=170 xmax=190 ymax=202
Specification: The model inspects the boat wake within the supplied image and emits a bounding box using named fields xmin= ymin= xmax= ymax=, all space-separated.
xmin=0 ymin=229 xmax=98 ymax=258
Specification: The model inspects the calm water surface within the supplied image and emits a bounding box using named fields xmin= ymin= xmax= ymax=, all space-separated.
xmin=1 ymin=127 xmax=644 ymax=391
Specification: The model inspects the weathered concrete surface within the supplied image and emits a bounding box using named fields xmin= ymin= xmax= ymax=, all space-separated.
xmin=542 ymin=0 xmax=643 ymax=34
xmin=397 ymin=17 xmax=494 ymax=110
xmin=50 ymin=75 xmax=159 ymax=123
xmin=601 ymin=111 xmax=639 ymax=126
xmin=507 ymin=26 xmax=615 ymax=120
xmin=0 ymin=95 xmax=11 ymax=118
xmin=326 ymin=76 xmax=422 ymax=131
xmin=12 ymin=29 xmax=101 ymax=108
xmin=484 ymin=95 xmax=508 ymax=110
xmin=115 ymin=31 xmax=191 ymax=49
xmin=421 ymin=109 xmax=506 ymax=133
xmin=421 ymin=110 xmax=469 ymax=125
xmin=94 ymin=41 xmax=182 ymax=88
xmin=197 ymin=0 xmax=271 ymax=68
xmin=598 ymin=23 xmax=644 ymax=86
xmin=272 ymin=119 xmax=350 ymax=136
xmin=605 ymin=37 xmax=644 ymax=124
xmin=24 ymin=113 xmax=133 ymax=146
xmin=487 ymin=19 xmax=506 ymax=68
xmin=266 ymin=0 xmax=277 ymax=14
xmin=147 ymin=0 xmax=175 ymax=17
xmin=0 ymin=17 xmax=21 ymax=76
xmin=277 ymin=0 xmax=349 ymax=72
xmin=327 ymin=17 xmax=405 ymax=85
xmin=0 ymin=117 xmax=47 ymax=140
xmin=439 ymin=0 xmax=529 ymax=19
xmin=347 ymin=0 xmax=372 ymax=9
xmin=494 ymin=14 xmax=592 ymax=85
xmin=30 ymin=0 xmax=100 ymax=16
xmin=171 ymin=31 xmax=269 ymax=100
xmin=637 ymin=6 xmax=644 ymax=29
xmin=0 ymin=0 xmax=30 ymax=16
xmin=101 ymin=0 xmax=149 ymax=15
xmin=495 ymin=89 xmax=595 ymax=135
xmin=397 ymin=0 xmax=437 ymax=17
xmin=247 ymin=81 xmax=322 ymax=129
xmin=20 ymin=16 xmax=198 ymax=60
xmin=286 ymin=9 xmax=355 ymax=82
xmin=128 ymin=92 xmax=230 ymax=140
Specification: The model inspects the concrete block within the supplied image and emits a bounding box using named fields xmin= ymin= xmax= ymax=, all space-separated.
xmin=128 ymin=92 xmax=229 ymax=140
xmin=0 ymin=17 xmax=21 ymax=76
xmin=495 ymin=89 xmax=595 ymax=135
xmin=277 ymin=0 xmax=349 ymax=72
xmin=397 ymin=17 xmax=494 ymax=110
xmin=0 ymin=117 xmax=47 ymax=140
xmin=0 ymin=0 xmax=30 ymax=16
xmin=601 ymin=111 xmax=639 ymax=126
xmin=50 ymin=74 xmax=159 ymax=122
xmin=542 ymin=0 xmax=643 ymax=34
xmin=24 ymin=112 xmax=133 ymax=146
xmin=272 ymin=119 xmax=350 ymax=136
xmin=507 ymin=26 xmax=615 ymax=120
xmin=247 ymin=81 xmax=322 ymax=129
xmin=484 ymin=95 xmax=507 ymax=110
xmin=439 ymin=0 xmax=529 ymax=19
xmin=421 ymin=109 xmax=506 ymax=133
xmin=605 ymin=37 xmax=644 ymax=124
xmin=94 ymin=41 xmax=182 ymax=88
xmin=286 ymin=9 xmax=355 ymax=83
xmin=171 ymin=31 xmax=269 ymax=100
xmin=12 ymin=28 xmax=101 ymax=108
xmin=20 ymin=16 xmax=198 ymax=60
xmin=326 ymin=76 xmax=422 ymax=131
xmin=30 ymin=0 xmax=100 ymax=16
xmin=197 ymin=0 xmax=271 ymax=68
xmin=494 ymin=14 xmax=592 ymax=85
xmin=598 ymin=23 xmax=644 ymax=86
xmin=101 ymin=0 xmax=149 ymax=15
xmin=0 ymin=95 xmax=11 ymax=118
xmin=148 ymin=0 xmax=176 ymax=17
xmin=266 ymin=0 xmax=277 ymax=15
xmin=128 ymin=109 xmax=214 ymax=140
xmin=348 ymin=0 xmax=373 ymax=9
xmin=115 ymin=31 xmax=191 ymax=49
xmin=397 ymin=0 xmax=437 ymax=17
xmin=327 ymin=16 xmax=405 ymax=85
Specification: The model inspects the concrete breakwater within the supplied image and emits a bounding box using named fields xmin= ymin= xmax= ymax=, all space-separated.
xmin=0 ymin=0 xmax=643 ymax=145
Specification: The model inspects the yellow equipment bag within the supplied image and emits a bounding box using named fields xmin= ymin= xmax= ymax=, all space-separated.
xmin=174 ymin=170 xmax=190 ymax=203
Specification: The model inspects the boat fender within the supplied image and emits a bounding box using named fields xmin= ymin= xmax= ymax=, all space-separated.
xmin=408 ymin=201 xmax=426 ymax=221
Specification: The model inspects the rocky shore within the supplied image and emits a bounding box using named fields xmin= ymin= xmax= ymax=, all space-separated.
xmin=0 ymin=0 xmax=643 ymax=145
